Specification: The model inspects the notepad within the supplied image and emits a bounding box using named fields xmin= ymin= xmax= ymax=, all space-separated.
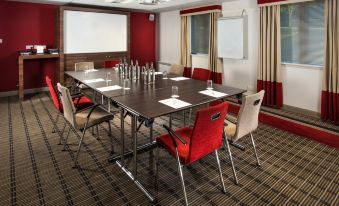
xmin=199 ymin=90 xmax=228 ymax=98
xmin=97 ymin=85 xmax=122 ymax=92
xmin=84 ymin=78 xmax=105 ymax=84
xmin=169 ymin=77 xmax=190 ymax=81
xmin=159 ymin=98 xmax=192 ymax=109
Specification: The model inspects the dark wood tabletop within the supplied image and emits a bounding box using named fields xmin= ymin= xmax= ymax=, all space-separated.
xmin=65 ymin=68 xmax=246 ymax=119
xmin=113 ymin=82 xmax=245 ymax=119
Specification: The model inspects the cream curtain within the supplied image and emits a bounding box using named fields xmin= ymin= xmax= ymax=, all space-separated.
xmin=257 ymin=5 xmax=283 ymax=107
xmin=208 ymin=12 xmax=223 ymax=83
xmin=321 ymin=0 xmax=339 ymax=123
xmin=180 ymin=16 xmax=191 ymax=67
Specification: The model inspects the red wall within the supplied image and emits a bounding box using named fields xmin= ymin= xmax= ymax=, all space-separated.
xmin=257 ymin=0 xmax=287 ymax=4
xmin=130 ymin=12 xmax=156 ymax=66
xmin=0 ymin=2 xmax=156 ymax=93
xmin=0 ymin=1 xmax=57 ymax=92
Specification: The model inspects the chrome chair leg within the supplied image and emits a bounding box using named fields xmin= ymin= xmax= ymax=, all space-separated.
xmin=73 ymin=122 xmax=88 ymax=168
xmin=154 ymin=147 xmax=160 ymax=193
xmin=215 ymin=150 xmax=226 ymax=194
xmin=62 ymin=126 xmax=71 ymax=151
xmin=175 ymin=148 xmax=188 ymax=206
xmin=58 ymin=122 xmax=67 ymax=145
xmin=224 ymin=133 xmax=239 ymax=185
xmin=108 ymin=121 xmax=114 ymax=154
xmin=96 ymin=125 xmax=100 ymax=140
xmin=250 ymin=132 xmax=260 ymax=166
xmin=52 ymin=114 xmax=59 ymax=133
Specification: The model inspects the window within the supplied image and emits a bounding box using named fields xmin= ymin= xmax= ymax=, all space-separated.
xmin=191 ymin=14 xmax=210 ymax=54
xmin=281 ymin=0 xmax=324 ymax=66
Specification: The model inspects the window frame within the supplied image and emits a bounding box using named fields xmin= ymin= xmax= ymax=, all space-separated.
xmin=190 ymin=13 xmax=210 ymax=55
xmin=280 ymin=0 xmax=325 ymax=67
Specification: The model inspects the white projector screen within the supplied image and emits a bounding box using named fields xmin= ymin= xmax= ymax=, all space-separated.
xmin=64 ymin=10 xmax=127 ymax=54
xmin=217 ymin=16 xmax=247 ymax=59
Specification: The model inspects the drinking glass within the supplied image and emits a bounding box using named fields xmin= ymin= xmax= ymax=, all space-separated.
xmin=207 ymin=80 xmax=213 ymax=90
xmin=106 ymin=72 xmax=112 ymax=82
xmin=171 ymin=86 xmax=179 ymax=98
xmin=163 ymin=71 xmax=168 ymax=79
xmin=84 ymin=70 xmax=89 ymax=78
xmin=123 ymin=78 xmax=130 ymax=90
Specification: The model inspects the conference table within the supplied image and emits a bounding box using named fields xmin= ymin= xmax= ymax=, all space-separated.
xmin=65 ymin=68 xmax=245 ymax=202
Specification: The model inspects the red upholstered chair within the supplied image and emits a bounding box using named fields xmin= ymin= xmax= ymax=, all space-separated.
xmin=183 ymin=67 xmax=192 ymax=78
xmin=192 ymin=68 xmax=211 ymax=81
xmin=46 ymin=76 xmax=94 ymax=143
xmin=155 ymin=102 xmax=229 ymax=206
xmin=104 ymin=60 xmax=120 ymax=69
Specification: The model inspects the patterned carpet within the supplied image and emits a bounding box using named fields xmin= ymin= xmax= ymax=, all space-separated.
xmin=0 ymin=93 xmax=338 ymax=206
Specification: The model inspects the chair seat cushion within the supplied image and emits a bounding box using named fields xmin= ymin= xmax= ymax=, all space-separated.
xmin=75 ymin=106 xmax=114 ymax=129
xmin=156 ymin=127 xmax=193 ymax=164
xmin=224 ymin=120 xmax=236 ymax=140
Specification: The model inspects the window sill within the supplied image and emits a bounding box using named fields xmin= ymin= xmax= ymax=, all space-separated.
xmin=191 ymin=53 xmax=208 ymax=57
xmin=281 ymin=62 xmax=323 ymax=70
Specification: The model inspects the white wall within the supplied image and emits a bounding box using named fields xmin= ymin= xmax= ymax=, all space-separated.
xmin=158 ymin=0 xmax=323 ymax=113
xmin=282 ymin=65 xmax=323 ymax=112
xmin=222 ymin=0 xmax=259 ymax=92
xmin=158 ymin=10 xmax=181 ymax=72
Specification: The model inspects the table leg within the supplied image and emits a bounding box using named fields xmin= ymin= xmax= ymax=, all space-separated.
xmin=131 ymin=114 xmax=137 ymax=180
xmin=18 ymin=57 xmax=24 ymax=101
xmin=169 ymin=114 xmax=172 ymax=129
xmin=120 ymin=107 xmax=125 ymax=167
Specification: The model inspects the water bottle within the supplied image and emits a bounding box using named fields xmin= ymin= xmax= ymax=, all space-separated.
xmin=144 ymin=69 xmax=149 ymax=85
xmin=135 ymin=65 xmax=140 ymax=80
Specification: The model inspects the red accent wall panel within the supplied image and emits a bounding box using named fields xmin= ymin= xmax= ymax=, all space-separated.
xmin=0 ymin=1 xmax=57 ymax=92
xmin=130 ymin=12 xmax=156 ymax=66
xmin=257 ymin=0 xmax=288 ymax=4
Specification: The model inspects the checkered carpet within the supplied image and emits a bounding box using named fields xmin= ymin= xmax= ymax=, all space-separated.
xmin=0 ymin=93 xmax=338 ymax=206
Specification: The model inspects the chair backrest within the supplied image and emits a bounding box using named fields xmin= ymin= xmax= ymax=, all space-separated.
xmin=192 ymin=68 xmax=211 ymax=81
xmin=75 ymin=62 xmax=94 ymax=71
xmin=188 ymin=102 xmax=229 ymax=163
xmin=57 ymin=83 xmax=76 ymax=127
xmin=183 ymin=67 xmax=192 ymax=78
xmin=169 ymin=64 xmax=184 ymax=75
xmin=104 ymin=60 xmax=120 ymax=68
xmin=45 ymin=76 xmax=62 ymax=112
xmin=234 ymin=90 xmax=265 ymax=141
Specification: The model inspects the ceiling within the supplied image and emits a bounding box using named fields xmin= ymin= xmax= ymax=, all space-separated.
xmin=8 ymin=0 xmax=234 ymax=12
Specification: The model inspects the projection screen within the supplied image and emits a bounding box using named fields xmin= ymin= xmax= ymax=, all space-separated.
xmin=64 ymin=10 xmax=128 ymax=54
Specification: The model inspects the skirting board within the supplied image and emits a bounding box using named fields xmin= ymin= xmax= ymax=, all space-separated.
xmin=0 ymin=87 xmax=49 ymax=97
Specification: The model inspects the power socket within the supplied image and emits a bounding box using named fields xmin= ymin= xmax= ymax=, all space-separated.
xmin=26 ymin=45 xmax=33 ymax=50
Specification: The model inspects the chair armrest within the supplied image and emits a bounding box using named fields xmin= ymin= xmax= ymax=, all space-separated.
xmin=71 ymin=92 xmax=83 ymax=98
xmin=163 ymin=125 xmax=187 ymax=148
xmin=75 ymin=104 xmax=100 ymax=119
xmin=71 ymin=92 xmax=85 ymax=105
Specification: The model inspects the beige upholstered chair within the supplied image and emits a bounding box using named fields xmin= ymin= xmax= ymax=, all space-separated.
xmin=224 ymin=90 xmax=265 ymax=184
xmin=169 ymin=64 xmax=184 ymax=76
xmin=57 ymin=83 xmax=114 ymax=168
xmin=74 ymin=62 xmax=94 ymax=71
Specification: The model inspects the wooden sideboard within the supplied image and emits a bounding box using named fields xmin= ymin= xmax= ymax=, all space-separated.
xmin=18 ymin=54 xmax=61 ymax=101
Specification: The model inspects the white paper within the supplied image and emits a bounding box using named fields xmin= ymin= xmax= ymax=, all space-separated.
xmin=97 ymin=85 xmax=122 ymax=92
xmin=199 ymin=90 xmax=228 ymax=98
xmin=169 ymin=77 xmax=190 ymax=81
xmin=84 ymin=78 xmax=105 ymax=84
xmin=86 ymin=69 xmax=98 ymax=72
xmin=154 ymin=72 xmax=163 ymax=75
xmin=159 ymin=98 xmax=192 ymax=109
